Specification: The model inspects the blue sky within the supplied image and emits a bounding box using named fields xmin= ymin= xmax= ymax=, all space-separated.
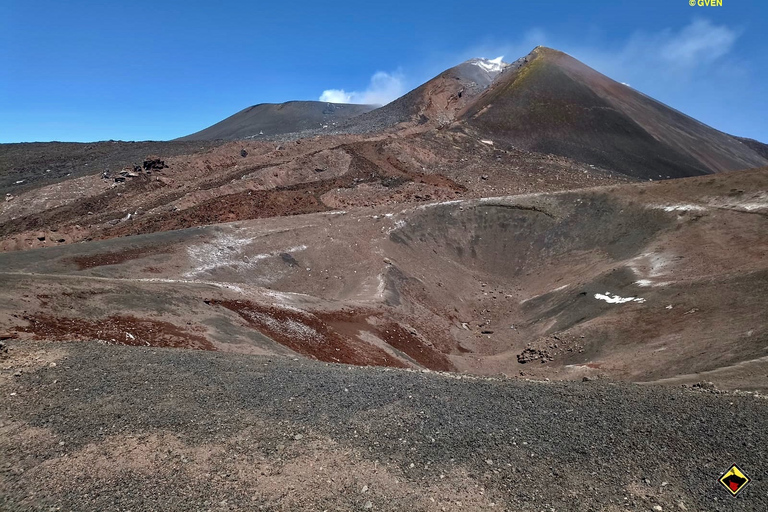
xmin=1 ymin=0 xmax=766 ymax=142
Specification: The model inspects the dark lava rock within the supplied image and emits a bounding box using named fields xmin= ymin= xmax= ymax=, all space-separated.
xmin=143 ymin=158 xmax=167 ymax=170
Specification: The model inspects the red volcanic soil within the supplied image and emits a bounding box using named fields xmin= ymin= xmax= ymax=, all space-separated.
xmin=18 ymin=314 xmax=215 ymax=351
xmin=67 ymin=244 xmax=173 ymax=270
xmin=212 ymin=299 xmax=454 ymax=371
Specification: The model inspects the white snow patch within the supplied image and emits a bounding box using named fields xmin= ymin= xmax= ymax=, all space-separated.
xmin=706 ymin=192 xmax=768 ymax=211
xmin=628 ymin=251 xmax=674 ymax=287
xmin=249 ymin=245 xmax=308 ymax=262
xmin=250 ymin=312 xmax=321 ymax=342
xmin=594 ymin=292 xmax=645 ymax=304
xmin=387 ymin=219 xmax=407 ymax=232
xmin=416 ymin=199 xmax=463 ymax=210
xmin=480 ymin=140 xmax=494 ymax=145
xmin=471 ymin=56 xmax=505 ymax=73
xmin=376 ymin=273 xmax=386 ymax=299
xmin=652 ymin=204 xmax=707 ymax=212
xmin=185 ymin=232 xmax=307 ymax=277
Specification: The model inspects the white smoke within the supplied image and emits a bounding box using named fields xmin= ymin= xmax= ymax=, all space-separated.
xmin=320 ymin=70 xmax=405 ymax=106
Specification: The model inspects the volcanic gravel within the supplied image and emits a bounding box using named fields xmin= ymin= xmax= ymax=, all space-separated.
xmin=2 ymin=341 xmax=766 ymax=511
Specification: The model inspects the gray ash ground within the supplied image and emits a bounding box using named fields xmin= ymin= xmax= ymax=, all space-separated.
xmin=0 ymin=140 xmax=222 ymax=196
xmin=1 ymin=341 xmax=766 ymax=511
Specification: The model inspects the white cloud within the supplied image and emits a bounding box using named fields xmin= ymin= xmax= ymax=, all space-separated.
xmin=319 ymin=89 xmax=352 ymax=103
xmin=660 ymin=18 xmax=738 ymax=67
xmin=563 ymin=18 xmax=742 ymax=86
xmin=320 ymin=70 xmax=405 ymax=106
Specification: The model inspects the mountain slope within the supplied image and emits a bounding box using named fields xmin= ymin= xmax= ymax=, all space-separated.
xmin=338 ymin=57 xmax=510 ymax=133
xmin=735 ymin=135 xmax=768 ymax=160
xmin=178 ymin=101 xmax=376 ymax=141
xmin=461 ymin=47 xmax=768 ymax=179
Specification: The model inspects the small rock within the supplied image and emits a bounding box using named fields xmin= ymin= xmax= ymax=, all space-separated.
xmin=361 ymin=485 xmax=368 ymax=493
xmin=677 ymin=501 xmax=687 ymax=510
xmin=485 ymin=459 xmax=494 ymax=465
xmin=294 ymin=434 xmax=304 ymax=440
xmin=240 ymin=149 xmax=248 ymax=157
xmin=652 ymin=506 xmax=663 ymax=512
xmin=363 ymin=501 xmax=373 ymax=509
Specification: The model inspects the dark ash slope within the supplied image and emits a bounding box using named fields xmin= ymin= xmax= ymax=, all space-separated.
xmin=177 ymin=101 xmax=376 ymax=141
xmin=461 ymin=47 xmax=768 ymax=180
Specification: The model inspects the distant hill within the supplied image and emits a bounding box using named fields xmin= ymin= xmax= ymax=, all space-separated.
xmin=460 ymin=47 xmax=768 ymax=179
xmin=178 ymin=101 xmax=376 ymax=141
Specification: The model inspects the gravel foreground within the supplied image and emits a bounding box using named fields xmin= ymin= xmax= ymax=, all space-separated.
xmin=1 ymin=341 xmax=766 ymax=511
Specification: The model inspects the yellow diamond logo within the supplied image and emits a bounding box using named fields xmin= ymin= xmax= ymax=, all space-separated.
xmin=719 ymin=464 xmax=750 ymax=496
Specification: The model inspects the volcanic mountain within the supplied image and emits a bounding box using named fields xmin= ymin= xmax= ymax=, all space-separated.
xmin=337 ymin=57 xmax=511 ymax=132
xmin=459 ymin=46 xmax=768 ymax=179
xmin=178 ymin=100 xmax=376 ymax=141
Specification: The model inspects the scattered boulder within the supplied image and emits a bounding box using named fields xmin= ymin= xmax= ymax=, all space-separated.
xmin=114 ymin=176 xmax=126 ymax=183
xmin=143 ymin=157 xmax=167 ymax=170
xmin=517 ymin=347 xmax=552 ymax=364
xmin=240 ymin=149 xmax=248 ymax=158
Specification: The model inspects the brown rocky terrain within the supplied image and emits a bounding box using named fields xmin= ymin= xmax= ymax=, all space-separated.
xmin=1 ymin=46 xmax=767 ymax=511
xmin=0 ymin=165 xmax=765 ymax=391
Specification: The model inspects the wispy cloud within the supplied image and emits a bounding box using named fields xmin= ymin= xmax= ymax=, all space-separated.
xmin=660 ymin=19 xmax=738 ymax=66
xmin=320 ymin=71 xmax=405 ymax=106
xmin=582 ymin=18 xmax=742 ymax=83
